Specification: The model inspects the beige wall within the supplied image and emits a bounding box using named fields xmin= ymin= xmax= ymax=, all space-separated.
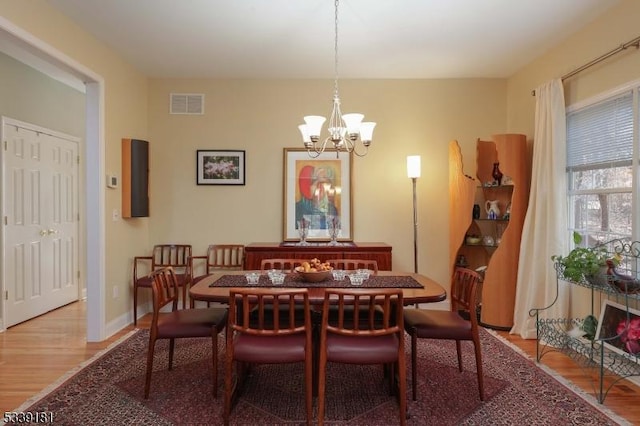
xmin=0 ymin=0 xmax=149 ymax=325
xmin=147 ymin=78 xmax=507 ymax=287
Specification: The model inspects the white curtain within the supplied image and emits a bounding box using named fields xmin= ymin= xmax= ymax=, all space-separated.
xmin=510 ymin=79 xmax=569 ymax=339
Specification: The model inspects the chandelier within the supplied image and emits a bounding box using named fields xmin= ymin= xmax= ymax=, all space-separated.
xmin=298 ymin=0 xmax=376 ymax=158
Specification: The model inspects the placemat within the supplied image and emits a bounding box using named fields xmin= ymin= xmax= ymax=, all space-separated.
xmin=209 ymin=274 xmax=423 ymax=289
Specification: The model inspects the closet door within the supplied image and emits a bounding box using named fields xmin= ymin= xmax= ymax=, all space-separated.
xmin=3 ymin=119 xmax=80 ymax=327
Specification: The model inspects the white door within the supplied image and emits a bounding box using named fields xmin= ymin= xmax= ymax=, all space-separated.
xmin=3 ymin=118 xmax=80 ymax=327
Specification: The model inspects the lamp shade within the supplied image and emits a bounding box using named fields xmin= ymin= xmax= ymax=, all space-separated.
xmin=407 ymin=155 xmax=421 ymax=178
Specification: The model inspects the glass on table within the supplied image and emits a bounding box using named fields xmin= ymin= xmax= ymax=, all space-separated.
xmin=270 ymin=271 xmax=286 ymax=285
xmin=332 ymin=269 xmax=346 ymax=280
xmin=348 ymin=273 xmax=365 ymax=286
xmin=245 ymin=272 xmax=260 ymax=284
xmin=356 ymin=269 xmax=372 ymax=279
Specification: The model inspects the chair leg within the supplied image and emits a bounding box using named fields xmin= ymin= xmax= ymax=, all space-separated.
xmin=223 ymin=356 xmax=234 ymax=425
xmin=168 ymin=338 xmax=176 ymax=370
xmin=144 ymin=337 xmax=156 ymax=399
xmin=397 ymin=353 xmax=407 ymax=426
xmin=211 ymin=332 xmax=218 ymax=398
xmin=411 ymin=331 xmax=417 ymax=401
xmin=455 ymin=340 xmax=463 ymax=372
xmin=472 ymin=336 xmax=485 ymax=400
xmin=305 ymin=352 xmax=313 ymax=426
xmin=317 ymin=355 xmax=327 ymax=425
xmin=133 ymin=284 xmax=139 ymax=326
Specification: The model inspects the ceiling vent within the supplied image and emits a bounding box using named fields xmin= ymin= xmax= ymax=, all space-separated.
xmin=169 ymin=93 xmax=204 ymax=115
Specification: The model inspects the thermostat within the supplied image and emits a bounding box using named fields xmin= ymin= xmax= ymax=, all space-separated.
xmin=107 ymin=174 xmax=118 ymax=189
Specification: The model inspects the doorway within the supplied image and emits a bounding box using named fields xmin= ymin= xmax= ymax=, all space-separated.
xmin=0 ymin=17 xmax=105 ymax=341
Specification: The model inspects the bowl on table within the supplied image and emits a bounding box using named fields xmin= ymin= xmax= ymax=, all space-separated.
xmin=294 ymin=266 xmax=333 ymax=282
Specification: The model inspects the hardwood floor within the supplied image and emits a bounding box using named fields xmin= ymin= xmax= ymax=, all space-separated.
xmin=0 ymin=301 xmax=638 ymax=424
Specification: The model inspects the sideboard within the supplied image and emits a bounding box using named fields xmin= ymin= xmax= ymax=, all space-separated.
xmin=243 ymin=242 xmax=392 ymax=270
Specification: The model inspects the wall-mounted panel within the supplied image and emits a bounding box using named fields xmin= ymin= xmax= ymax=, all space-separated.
xmin=122 ymin=138 xmax=149 ymax=218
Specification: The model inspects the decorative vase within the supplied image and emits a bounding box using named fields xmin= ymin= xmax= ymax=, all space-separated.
xmin=492 ymin=163 xmax=503 ymax=186
xmin=472 ymin=204 xmax=481 ymax=219
xmin=485 ymin=199 xmax=500 ymax=220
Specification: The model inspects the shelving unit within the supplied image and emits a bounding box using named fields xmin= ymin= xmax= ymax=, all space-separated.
xmin=531 ymin=239 xmax=640 ymax=403
xmin=449 ymin=135 xmax=529 ymax=330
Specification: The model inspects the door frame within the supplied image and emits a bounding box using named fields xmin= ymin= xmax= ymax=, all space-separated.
xmin=0 ymin=17 xmax=106 ymax=341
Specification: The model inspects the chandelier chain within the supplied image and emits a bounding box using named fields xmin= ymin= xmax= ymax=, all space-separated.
xmin=333 ymin=0 xmax=340 ymax=100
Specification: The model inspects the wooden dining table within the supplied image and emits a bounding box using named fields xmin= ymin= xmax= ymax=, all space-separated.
xmin=189 ymin=270 xmax=447 ymax=306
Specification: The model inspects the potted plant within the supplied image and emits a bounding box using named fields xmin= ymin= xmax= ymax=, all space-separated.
xmin=551 ymin=232 xmax=616 ymax=285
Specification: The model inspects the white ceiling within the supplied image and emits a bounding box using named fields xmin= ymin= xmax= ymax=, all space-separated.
xmin=44 ymin=0 xmax=621 ymax=79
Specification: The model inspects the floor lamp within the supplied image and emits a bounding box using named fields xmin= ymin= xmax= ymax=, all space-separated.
xmin=407 ymin=156 xmax=421 ymax=274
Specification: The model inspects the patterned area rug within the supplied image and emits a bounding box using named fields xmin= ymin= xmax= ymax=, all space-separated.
xmin=13 ymin=328 xmax=628 ymax=425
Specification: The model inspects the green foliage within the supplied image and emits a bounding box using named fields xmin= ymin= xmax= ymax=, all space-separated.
xmin=551 ymin=232 xmax=610 ymax=283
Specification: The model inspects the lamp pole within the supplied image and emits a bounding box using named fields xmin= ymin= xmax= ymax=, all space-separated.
xmin=407 ymin=156 xmax=421 ymax=274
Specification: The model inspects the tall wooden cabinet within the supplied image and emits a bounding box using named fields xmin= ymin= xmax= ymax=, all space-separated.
xmin=449 ymin=134 xmax=529 ymax=330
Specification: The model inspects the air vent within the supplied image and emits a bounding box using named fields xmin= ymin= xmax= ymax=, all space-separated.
xmin=169 ymin=93 xmax=204 ymax=115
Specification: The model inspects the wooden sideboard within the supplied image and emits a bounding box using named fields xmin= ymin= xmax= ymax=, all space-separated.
xmin=244 ymin=242 xmax=392 ymax=270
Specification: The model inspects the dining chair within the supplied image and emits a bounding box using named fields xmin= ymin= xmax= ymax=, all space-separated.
xmin=260 ymin=258 xmax=306 ymax=272
xmin=133 ymin=244 xmax=192 ymax=325
xmin=224 ymin=288 xmax=313 ymax=426
xmin=317 ymin=288 xmax=406 ymax=426
xmin=144 ymin=267 xmax=228 ymax=399
xmin=190 ymin=244 xmax=245 ymax=284
xmin=403 ymin=267 xmax=484 ymax=401
xmin=190 ymin=244 xmax=244 ymax=307
xmin=326 ymin=259 xmax=378 ymax=273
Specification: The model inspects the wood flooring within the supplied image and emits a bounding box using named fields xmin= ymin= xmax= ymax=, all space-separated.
xmin=0 ymin=301 xmax=638 ymax=423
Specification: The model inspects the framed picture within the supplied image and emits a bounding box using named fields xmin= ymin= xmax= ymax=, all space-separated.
xmin=282 ymin=148 xmax=353 ymax=241
xmin=595 ymin=299 xmax=640 ymax=360
xmin=196 ymin=150 xmax=245 ymax=185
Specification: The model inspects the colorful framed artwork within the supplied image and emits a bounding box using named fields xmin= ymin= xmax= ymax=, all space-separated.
xmin=196 ymin=150 xmax=245 ymax=185
xmin=595 ymin=299 xmax=640 ymax=361
xmin=282 ymin=148 xmax=353 ymax=241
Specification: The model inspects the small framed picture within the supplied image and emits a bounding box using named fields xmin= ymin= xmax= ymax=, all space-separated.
xmin=595 ymin=299 xmax=640 ymax=360
xmin=196 ymin=150 xmax=245 ymax=185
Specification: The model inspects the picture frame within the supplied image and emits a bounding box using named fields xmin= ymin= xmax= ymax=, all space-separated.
xmin=196 ymin=150 xmax=245 ymax=185
xmin=595 ymin=299 xmax=640 ymax=361
xmin=282 ymin=148 xmax=353 ymax=241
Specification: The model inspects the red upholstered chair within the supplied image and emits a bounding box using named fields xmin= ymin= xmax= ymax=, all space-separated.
xmin=133 ymin=244 xmax=192 ymax=325
xmin=403 ymin=267 xmax=484 ymax=401
xmin=144 ymin=267 xmax=228 ymax=399
xmin=224 ymin=288 xmax=313 ymax=426
xmin=317 ymin=288 xmax=406 ymax=426
xmin=326 ymin=259 xmax=378 ymax=273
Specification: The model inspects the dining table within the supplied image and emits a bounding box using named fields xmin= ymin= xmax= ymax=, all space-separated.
xmin=189 ymin=270 xmax=447 ymax=307
xmin=190 ymin=270 xmax=447 ymax=400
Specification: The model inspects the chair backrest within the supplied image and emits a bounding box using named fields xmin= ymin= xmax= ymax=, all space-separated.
xmin=260 ymin=258 xmax=306 ymax=273
xmin=451 ymin=267 xmax=482 ymax=325
xmin=228 ymin=288 xmax=311 ymax=335
xmin=152 ymin=244 xmax=192 ymax=270
xmin=149 ymin=267 xmax=180 ymax=316
xmin=326 ymin=259 xmax=379 ymax=273
xmin=321 ymin=288 xmax=404 ymax=336
xmin=207 ymin=244 xmax=244 ymax=270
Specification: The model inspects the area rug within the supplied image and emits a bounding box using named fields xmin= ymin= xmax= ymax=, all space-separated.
xmin=12 ymin=328 xmax=629 ymax=425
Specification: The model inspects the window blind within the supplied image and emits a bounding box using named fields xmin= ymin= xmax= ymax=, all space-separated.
xmin=567 ymin=90 xmax=634 ymax=170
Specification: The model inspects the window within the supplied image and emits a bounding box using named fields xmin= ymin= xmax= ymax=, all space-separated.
xmin=566 ymin=87 xmax=638 ymax=246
